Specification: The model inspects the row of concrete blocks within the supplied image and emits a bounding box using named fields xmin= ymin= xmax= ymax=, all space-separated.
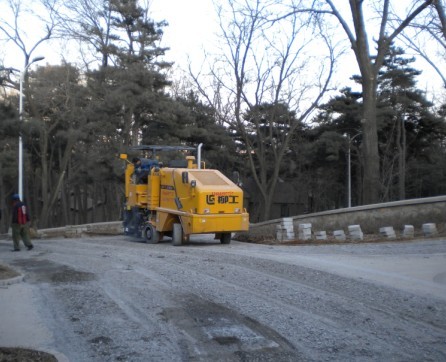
xmin=276 ymin=218 xmax=295 ymax=241
xmin=276 ymin=218 xmax=440 ymax=241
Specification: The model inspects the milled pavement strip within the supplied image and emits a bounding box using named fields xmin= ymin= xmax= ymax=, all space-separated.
xmin=0 ymin=273 xmax=69 ymax=362
xmin=2 ymin=236 xmax=445 ymax=360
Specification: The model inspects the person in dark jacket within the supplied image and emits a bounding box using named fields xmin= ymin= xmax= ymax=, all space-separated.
xmin=11 ymin=194 xmax=33 ymax=251
xmin=132 ymin=157 xmax=158 ymax=183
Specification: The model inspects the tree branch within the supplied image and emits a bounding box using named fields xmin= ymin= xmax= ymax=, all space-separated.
xmin=387 ymin=0 xmax=435 ymax=43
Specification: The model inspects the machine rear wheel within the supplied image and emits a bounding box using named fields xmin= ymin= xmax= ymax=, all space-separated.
xmin=144 ymin=224 xmax=160 ymax=244
xmin=220 ymin=232 xmax=232 ymax=244
xmin=172 ymin=223 xmax=183 ymax=246
xmin=123 ymin=207 xmax=144 ymax=237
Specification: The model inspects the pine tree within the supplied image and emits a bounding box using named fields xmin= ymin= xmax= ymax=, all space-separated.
xmin=311 ymin=45 xmax=446 ymax=204
xmin=376 ymin=46 xmax=445 ymax=200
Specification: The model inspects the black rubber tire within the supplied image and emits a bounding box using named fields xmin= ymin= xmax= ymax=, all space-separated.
xmin=172 ymin=223 xmax=183 ymax=246
xmin=143 ymin=224 xmax=160 ymax=244
xmin=220 ymin=232 xmax=232 ymax=244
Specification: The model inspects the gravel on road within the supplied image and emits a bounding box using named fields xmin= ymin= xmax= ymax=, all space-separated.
xmin=0 ymin=236 xmax=445 ymax=361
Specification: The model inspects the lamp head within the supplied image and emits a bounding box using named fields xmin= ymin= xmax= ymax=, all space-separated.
xmin=32 ymin=56 xmax=45 ymax=63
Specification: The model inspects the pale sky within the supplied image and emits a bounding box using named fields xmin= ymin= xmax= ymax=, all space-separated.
xmin=148 ymin=0 xmax=443 ymax=101
xmin=0 ymin=0 xmax=217 ymax=72
xmin=150 ymin=0 xmax=217 ymax=68
xmin=0 ymin=0 xmax=443 ymax=101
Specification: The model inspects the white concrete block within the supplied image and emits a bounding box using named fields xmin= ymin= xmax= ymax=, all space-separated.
xmin=298 ymin=223 xmax=312 ymax=230
xmin=298 ymin=223 xmax=312 ymax=240
xmin=277 ymin=220 xmax=295 ymax=241
xmin=281 ymin=217 xmax=294 ymax=226
xmin=379 ymin=226 xmax=396 ymax=239
xmin=298 ymin=231 xmax=311 ymax=238
xmin=402 ymin=225 xmax=414 ymax=238
xmin=348 ymin=225 xmax=361 ymax=232
xmin=315 ymin=231 xmax=327 ymax=240
xmin=348 ymin=224 xmax=363 ymax=240
xmin=422 ymin=223 xmax=438 ymax=236
xmin=298 ymin=231 xmax=311 ymax=240
xmin=333 ymin=230 xmax=346 ymax=241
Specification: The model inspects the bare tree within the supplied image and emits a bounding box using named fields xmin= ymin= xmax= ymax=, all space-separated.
xmin=191 ymin=0 xmax=336 ymax=220
xmin=0 ymin=0 xmax=58 ymax=71
xmin=280 ymin=0 xmax=434 ymax=204
xmin=394 ymin=1 xmax=446 ymax=89
xmin=434 ymin=0 xmax=446 ymax=37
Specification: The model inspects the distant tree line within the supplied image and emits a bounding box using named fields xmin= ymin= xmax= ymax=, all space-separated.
xmin=0 ymin=0 xmax=445 ymax=231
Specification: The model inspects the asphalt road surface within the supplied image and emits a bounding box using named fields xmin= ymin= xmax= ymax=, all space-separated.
xmin=1 ymin=235 xmax=445 ymax=361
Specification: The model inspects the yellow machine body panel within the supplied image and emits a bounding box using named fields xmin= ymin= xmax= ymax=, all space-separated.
xmin=126 ymin=168 xmax=161 ymax=210
xmin=155 ymin=210 xmax=179 ymax=232
xmin=180 ymin=213 xmax=249 ymax=235
xmin=155 ymin=168 xmax=249 ymax=234
xmin=127 ymin=184 xmax=148 ymax=208
xmin=147 ymin=170 xmax=161 ymax=209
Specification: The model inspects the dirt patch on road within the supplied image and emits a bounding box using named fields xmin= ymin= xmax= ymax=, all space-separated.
xmin=0 ymin=264 xmax=20 ymax=280
xmin=160 ymin=293 xmax=299 ymax=360
xmin=0 ymin=347 xmax=57 ymax=362
xmin=11 ymin=259 xmax=95 ymax=284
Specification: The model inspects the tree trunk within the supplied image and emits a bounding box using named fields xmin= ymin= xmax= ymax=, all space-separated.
xmin=82 ymin=184 xmax=88 ymax=224
xmin=399 ymin=117 xmax=406 ymax=200
xmin=39 ymin=129 xmax=50 ymax=227
xmin=76 ymin=190 xmax=80 ymax=224
xmin=0 ymin=160 xmax=6 ymax=233
xmin=61 ymin=186 xmax=69 ymax=226
xmin=361 ymin=81 xmax=380 ymax=204
xmin=261 ymin=189 xmax=273 ymax=222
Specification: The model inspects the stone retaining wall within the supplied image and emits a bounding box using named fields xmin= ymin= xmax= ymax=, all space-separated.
xmin=240 ymin=196 xmax=446 ymax=241
xmin=3 ymin=196 xmax=444 ymax=242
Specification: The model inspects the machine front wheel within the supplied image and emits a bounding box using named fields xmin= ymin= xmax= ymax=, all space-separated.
xmin=144 ymin=224 xmax=160 ymax=244
xmin=172 ymin=223 xmax=183 ymax=246
xmin=220 ymin=232 xmax=232 ymax=244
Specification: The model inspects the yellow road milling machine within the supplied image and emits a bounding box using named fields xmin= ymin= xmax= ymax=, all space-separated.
xmin=120 ymin=144 xmax=249 ymax=245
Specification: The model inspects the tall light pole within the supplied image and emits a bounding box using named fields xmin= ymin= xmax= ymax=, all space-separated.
xmin=347 ymin=132 xmax=361 ymax=208
xmin=18 ymin=56 xmax=45 ymax=200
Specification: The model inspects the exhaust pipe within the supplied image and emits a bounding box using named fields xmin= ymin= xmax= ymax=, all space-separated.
xmin=197 ymin=143 xmax=203 ymax=169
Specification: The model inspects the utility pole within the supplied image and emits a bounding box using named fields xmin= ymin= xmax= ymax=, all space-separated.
xmin=18 ymin=56 xmax=45 ymax=199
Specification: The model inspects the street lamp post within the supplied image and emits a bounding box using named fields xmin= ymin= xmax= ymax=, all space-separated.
xmin=18 ymin=56 xmax=44 ymax=200
xmin=347 ymin=133 xmax=361 ymax=208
